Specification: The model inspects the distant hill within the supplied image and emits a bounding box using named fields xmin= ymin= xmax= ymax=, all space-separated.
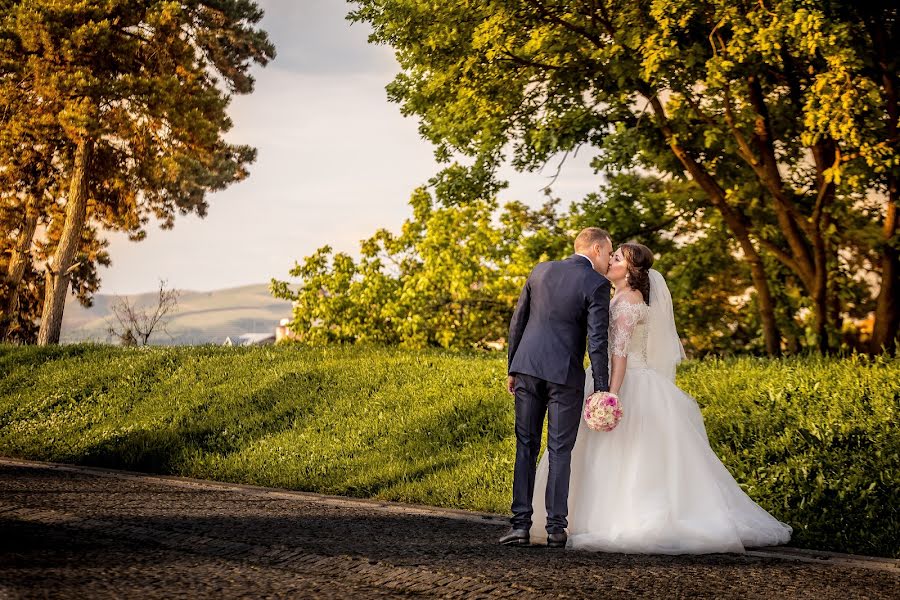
xmin=61 ymin=283 xmax=294 ymax=345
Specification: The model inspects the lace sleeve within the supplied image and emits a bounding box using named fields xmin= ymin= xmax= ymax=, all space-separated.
xmin=610 ymin=302 xmax=646 ymax=358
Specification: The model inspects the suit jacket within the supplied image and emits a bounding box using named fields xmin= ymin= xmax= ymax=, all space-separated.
xmin=507 ymin=255 xmax=611 ymax=392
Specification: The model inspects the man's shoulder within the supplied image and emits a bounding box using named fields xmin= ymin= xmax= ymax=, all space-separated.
xmin=584 ymin=270 xmax=610 ymax=294
xmin=542 ymin=255 xmax=584 ymax=270
xmin=531 ymin=258 xmax=564 ymax=275
xmin=586 ymin=269 xmax=609 ymax=284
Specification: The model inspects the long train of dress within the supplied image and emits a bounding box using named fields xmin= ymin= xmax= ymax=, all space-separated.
xmin=529 ymin=363 xmax=792 ymax=554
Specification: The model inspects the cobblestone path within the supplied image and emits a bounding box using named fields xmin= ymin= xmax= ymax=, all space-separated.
xmin=0 ymin=460 xmax=897 ymax=599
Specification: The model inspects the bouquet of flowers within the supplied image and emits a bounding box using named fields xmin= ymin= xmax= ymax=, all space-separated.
xmin=583 ymin=391 xmax=623 ymax=432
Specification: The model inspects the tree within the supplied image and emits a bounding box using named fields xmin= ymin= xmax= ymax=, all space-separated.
xmin=0 ymin=0 xmax=275 ymax=345
xmin=349 ymin=0 xmax=899 ymax=354
xmin=0 ymin=124 xmax=111 ymax=343
xmin=0 ymin=13 xmax=64 ymax=342
xmin=106 ymin=279 xmax=179 ymax=346
xmin=566 ymin=172 xmax=770 ymax=354
xmin=272 ymin=187 xmax=565 ymax=349
xmin=275 ymin=175 xmax=811 ymax=355
xmin=845 ymin=2 xmax=900 ymax=353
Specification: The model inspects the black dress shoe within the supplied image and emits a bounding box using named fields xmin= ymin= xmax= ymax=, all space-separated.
xmin=547 ymin=531 xmax=567 ymax=548
xmin=498 ymin=528 xmax=530 ymax=546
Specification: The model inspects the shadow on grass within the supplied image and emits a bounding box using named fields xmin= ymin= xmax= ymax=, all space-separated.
xmin=391 ymin=396 xmax=509 ymax=455
xmin=61 ymin=381 xmax=510 ymax=506
xmin=77 ymin=371 xmax=325 ymax=473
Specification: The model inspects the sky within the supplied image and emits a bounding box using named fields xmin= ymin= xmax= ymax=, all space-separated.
xmin=98 ymin=0 xmax=601 ymax=295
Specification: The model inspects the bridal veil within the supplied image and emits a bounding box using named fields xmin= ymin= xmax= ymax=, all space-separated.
xmin=645 ymin=269 xmax=686 ymax=381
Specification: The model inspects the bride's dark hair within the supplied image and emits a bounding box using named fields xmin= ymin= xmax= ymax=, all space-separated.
xmin=620 ymin=242 xmax=654 ymax=305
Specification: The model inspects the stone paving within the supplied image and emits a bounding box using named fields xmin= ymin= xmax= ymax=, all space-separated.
xmin=0 ymin=460 xmax=897 ymax=599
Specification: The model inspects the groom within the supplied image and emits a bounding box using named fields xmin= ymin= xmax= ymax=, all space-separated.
xmin=501 ymin=227 xmax=612 ymax=548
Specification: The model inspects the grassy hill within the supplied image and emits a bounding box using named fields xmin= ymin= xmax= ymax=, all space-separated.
xmin=60 ymin=283 xmax=293 ymax=345
xmin=0 ymin=345 xmax=897 ymax=557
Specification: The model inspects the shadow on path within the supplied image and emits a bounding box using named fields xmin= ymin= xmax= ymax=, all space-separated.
xmin=1 ymin=463 xmax=898 ymax=599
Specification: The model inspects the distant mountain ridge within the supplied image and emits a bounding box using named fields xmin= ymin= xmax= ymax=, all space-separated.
xmin=61 ymin=283 xmax=294 ymax=345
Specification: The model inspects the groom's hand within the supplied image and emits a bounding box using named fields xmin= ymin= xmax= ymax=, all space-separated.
xmin=506 ymin=375 xmax=516 ymax=395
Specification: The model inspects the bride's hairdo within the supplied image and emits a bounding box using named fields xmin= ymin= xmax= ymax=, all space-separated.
xmin=620 ymin=242 xmax=654 ymax=305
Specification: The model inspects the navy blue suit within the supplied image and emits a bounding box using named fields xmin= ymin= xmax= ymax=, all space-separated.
xmin=507 ymin=254 xmax=611 ymax=533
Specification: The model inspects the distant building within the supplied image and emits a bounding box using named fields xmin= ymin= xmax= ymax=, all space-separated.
xmin=275 ymin=318 xmax=299 ymax=343
xmin=223 ymin=332 xmax=276 ymax=347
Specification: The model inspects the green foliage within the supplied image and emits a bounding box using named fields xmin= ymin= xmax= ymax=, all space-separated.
xmin=348 ymin=0 xmax=900 ymax=352
xmin=0 ymin=344 xmax=897 ymax=557
xmin=568 ymin=172 xmax=771 ymax=354
xmin=1 ymin=0 xmax=276 ymax=233
xmin=271 ymin=187 xmax=567 ymax=349
xmin=273 ymin=170 xmax=791 ymax=356
xmin=679 ymin=353 xmax=900 ymax=557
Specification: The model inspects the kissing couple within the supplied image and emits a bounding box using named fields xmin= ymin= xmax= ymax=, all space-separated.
xmin=501 ymin=227 xmax=792 ymax=553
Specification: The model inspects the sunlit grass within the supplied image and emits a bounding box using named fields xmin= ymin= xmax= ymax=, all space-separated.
xmin=1 ymin=344 xmax=897 ymax=557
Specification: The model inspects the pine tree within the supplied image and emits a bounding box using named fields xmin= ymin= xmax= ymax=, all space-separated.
xmin=0 ymin=0 xmax=275 ymax=344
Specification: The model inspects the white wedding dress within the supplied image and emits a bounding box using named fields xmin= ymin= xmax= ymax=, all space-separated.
xmin=529 ymin=271 xmax=792 ymax=554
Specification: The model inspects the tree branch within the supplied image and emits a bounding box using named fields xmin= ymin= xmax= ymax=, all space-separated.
xmin=745 ymin=74 xmax=814 ymax=237
xmin=526 ymin=0 xmax=607 ymax=47
xmin=498 ymin=49 xmax=563 ymax=71
xmin=539 ymin=149 xmax=570 ymax=192
xmin=619 ymin=209 xmax=694 ymax=240
xmin=756 ymin=237 xmax=803 ymax=275
xmin=721 ymin=79 xmax=761 ymax=166
xmin=680 ymin=91 xmax=720 ymax=129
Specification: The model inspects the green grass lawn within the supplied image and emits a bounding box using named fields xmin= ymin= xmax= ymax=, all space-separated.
xmin=1 ymin=344 xmax=897 ymax=557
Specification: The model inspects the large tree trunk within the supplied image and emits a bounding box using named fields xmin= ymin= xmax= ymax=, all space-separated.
xmin=749 ymin=256 xmax=782 ymax=356
xmin=868 ymin=16 xmax=900 ymax=353
xmin=810 ymin=141 xmax=837 ymax=354
xmin=871 ymin=183 xmax=899 ymax=352
xmin=0 ymin=197 xmax=39 ymax=341
xmin=646 ymin=94 xmax=782 ymax=355
xmin=744 ymin=75 xmax=834 ymax=352
xmin=37 ymin=139 xmax=92 ymax=346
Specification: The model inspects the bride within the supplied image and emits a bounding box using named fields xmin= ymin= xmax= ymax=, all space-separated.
xmin=529 ymin=242 xmax=792 ymax=554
